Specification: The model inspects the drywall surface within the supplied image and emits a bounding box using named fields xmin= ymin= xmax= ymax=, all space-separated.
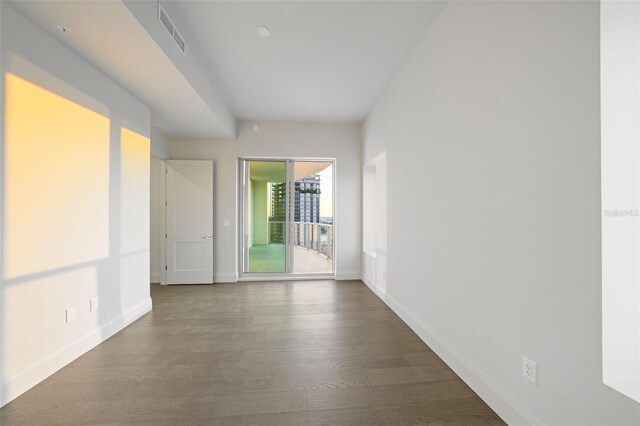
xmin=171 ymin=121 xmax=362 ymax=282
xmin=123 ymin=0 xmax=236 ymax=139
xmin=0 ymin=3 xmax=151 ymax=405
xmin=363 ymin=1 xmax=640 ymax=424
xmin=601 ymin=0 xmax=640 ymax=403
xmin=362 ymin=153 xmax=387 ymax=297
xmin=149 ymin=127 xmax=169 ymax=283
xmin=150 ymin=156 xmax=164 ymax=283
xmin=151 ymin=126 xmax=171 ymax=159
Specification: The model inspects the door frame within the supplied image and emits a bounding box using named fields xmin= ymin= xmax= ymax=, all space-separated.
xmin=237 ymin=156 xmax=337 ymax=281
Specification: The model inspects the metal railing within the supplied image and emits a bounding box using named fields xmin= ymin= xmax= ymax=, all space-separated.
xmin=268 ymin=221 xmax=333 ymax=260
xmin=293 ymin=222 xmax=333 ymax=259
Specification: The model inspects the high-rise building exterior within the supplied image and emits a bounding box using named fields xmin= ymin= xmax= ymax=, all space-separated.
xmin=294 ymin=176 xmax=321 ymax=223
xmin=269 ymin=181 xmax=286 ymax=243
xmin=269 ymin=175 xmax=321 ymax=244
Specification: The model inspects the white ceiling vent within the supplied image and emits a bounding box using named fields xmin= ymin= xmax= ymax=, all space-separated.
xmin=158 ymin=3 xmax=186 ymax=55
xmin=173 ymin=29 xmax=186 ymax=53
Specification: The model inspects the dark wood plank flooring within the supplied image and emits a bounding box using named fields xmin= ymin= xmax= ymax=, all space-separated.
xmin=1 ymin=280 xmax=505 ymax=425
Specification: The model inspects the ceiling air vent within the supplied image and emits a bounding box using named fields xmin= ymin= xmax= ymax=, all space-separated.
xmin=173 ymin=29 xmax=186 ymax=54
xmin=158 ymin=3 xmax=186 ymax=55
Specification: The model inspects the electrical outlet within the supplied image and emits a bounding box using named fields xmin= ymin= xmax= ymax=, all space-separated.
xmin=523 ymin=356 xmax=537 ymax=384
xmin=223 ymin=220 xmax=231 ymax=227
xmin=90 ymin=298 xmax=98 ymax=312
xmin=65 ymin=307 xmax=76 ymax=323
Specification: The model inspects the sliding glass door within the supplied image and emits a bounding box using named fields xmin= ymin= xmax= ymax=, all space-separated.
xmin=240 ymin=158 xmax=335 ymax=278
xmin=243 ymin=160 xmax=287 ymax=273
xmin=290 ymin=161 xmax=333 ymax=273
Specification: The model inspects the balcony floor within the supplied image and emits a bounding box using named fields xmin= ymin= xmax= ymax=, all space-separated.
xmin=248 ymin=244 xmax=332 ymax=274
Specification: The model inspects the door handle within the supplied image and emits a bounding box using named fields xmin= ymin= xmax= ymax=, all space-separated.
xmin=201 ymin=235 xmax=213 ymax=240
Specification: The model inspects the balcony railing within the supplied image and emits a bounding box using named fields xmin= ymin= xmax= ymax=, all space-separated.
xmin=268 ymin=221 xmax=333 ymax=260
xmin=294 ymin=222 xmax=333 ymax=260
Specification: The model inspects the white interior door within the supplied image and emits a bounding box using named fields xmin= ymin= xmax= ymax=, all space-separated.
xmin=166 ymin=160 xmax=214 ymax=284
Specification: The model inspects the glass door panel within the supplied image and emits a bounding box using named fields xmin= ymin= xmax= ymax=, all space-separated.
xmin=244 ymin=160 xmax=287 ymax=273
xmin=291 ymin=161 xmax=334 ymax=273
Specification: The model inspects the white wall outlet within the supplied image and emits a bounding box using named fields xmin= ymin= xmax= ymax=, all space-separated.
xmin=223 ymin=220 xmax=231 ymax=227
xmin=65 ymin=307 xmax=76 ymax=323
xmin=90 ymin=298 xmax=98 ymax=312
xmin=523 ymin=356 xmax=537 ymax=384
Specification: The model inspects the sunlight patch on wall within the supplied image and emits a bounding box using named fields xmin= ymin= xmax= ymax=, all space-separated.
xmin=4 ymin=73 xmax=110 ymax=280
xmin=120 ymin=127 xmax=150 ymax=255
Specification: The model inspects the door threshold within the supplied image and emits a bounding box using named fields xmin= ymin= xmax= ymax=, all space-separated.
xmin=238 ymin=274 xmax=336 ymax=282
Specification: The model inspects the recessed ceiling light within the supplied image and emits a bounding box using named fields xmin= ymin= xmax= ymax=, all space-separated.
xmin=251 ymin=122 xmax=261 ymax=132
xmin=256 ymin=25 xmax=270 ymax=38
xmin=57 ymin=26 xmax=71 ymax=35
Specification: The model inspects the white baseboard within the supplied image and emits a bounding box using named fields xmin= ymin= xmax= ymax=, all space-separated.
xmin=362 ymin=280 xmax=542 ymax=426
xmin=150 ymin=272 xmax=161 ymax=283
xmin=362 ymin=275 xmax=375 ymax=290
xmin=214 ymin=272 xmax=238 ymax=283
xmin=0 ymin=297 xmax=152 ymax=407
xmin=336 ymin=270 xmax=362 ymax=280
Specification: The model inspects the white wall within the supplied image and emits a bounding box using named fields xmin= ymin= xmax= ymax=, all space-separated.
xmin=363 ymin=1 xmax=640 ymax=424
xmin=150 ymin=156 xmax=164 ymax=283
xmin=151 ymin=126 xmax=171 ymax=159
xmin=601 ymin=0 xmax=640 ymax=402
xmin=362 ymin=153 xmax=387 ymax=296
xmin=149 ymin=127 xmax=169 ymax=283
xmin=171 ymin=121 xmax=361 ymax=282
xmin=0 ymin=3 xmax=151 ymax=406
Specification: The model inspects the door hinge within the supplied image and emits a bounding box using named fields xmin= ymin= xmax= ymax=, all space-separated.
xmin=165 ymin=201 xmax=168 ymax=206
xmin=165 ymin=265 xmax=167 ymax=271
xmin=165 ymin=233 xmax=167 ymax=238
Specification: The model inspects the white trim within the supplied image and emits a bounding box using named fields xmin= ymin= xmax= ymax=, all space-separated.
xmin=0 ymin=297 xmax=152 ymax=407
xmin=160 ymin=160 xmax=167 ymax=285
xmin=336 ymin=270 xmax=362 ymax=280
xmin=362 ymin=281 xmax=542 ymax=426
xmin=150 ymin=272 xmax=161 ymax=283
xmin=331 ymin=157 xmax=338 ymax=280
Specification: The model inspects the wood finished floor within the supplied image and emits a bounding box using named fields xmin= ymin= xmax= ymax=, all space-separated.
xmin=1 ymin=280 xmax=505 ymax=425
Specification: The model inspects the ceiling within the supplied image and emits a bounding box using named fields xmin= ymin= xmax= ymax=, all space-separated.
xmin=8 ymin=0 xmax=236 ymax=139
xmin=8 ymin=0 xmax=445 ymax=138
xmin=249 ymin=161 xmax=331 ymax=182
xmin=164 ymin=1 xmax=445 ymax=123
xmin=249 ymin=161 xmax=286 ymax=182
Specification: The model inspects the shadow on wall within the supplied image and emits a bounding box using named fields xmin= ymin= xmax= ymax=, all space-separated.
xmin=0 ymin=72 xmax=150 ymax=405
